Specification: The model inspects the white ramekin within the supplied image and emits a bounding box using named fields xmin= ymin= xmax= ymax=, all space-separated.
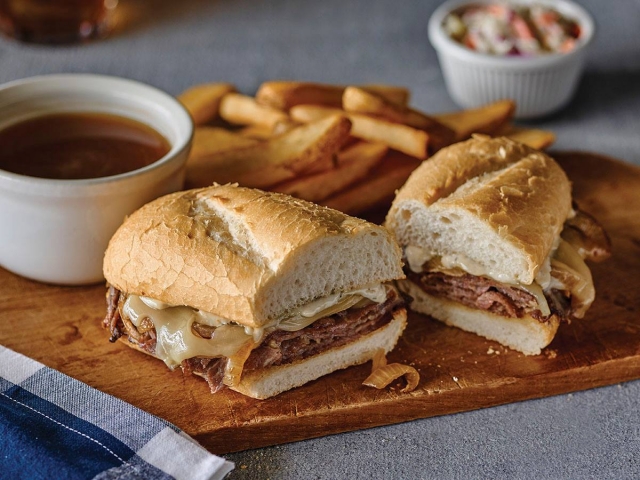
xmin=0 ymin=74 xmax=193 ymax=285
xmin=428 ymin=0 xmax=595 ymax=119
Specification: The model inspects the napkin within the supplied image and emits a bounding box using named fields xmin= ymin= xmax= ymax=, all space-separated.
xmin=0 ymin=345 xmax=234 ymax=480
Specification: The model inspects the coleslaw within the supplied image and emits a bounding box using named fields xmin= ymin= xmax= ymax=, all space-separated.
xmin=443 ymin=3 xmax=581 ymax=56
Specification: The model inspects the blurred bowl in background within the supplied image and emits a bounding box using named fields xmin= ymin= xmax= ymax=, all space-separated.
xmin=0 ymin=0 xmax=119 ymax=44
xmin=428 ymin=0 xmax=595 ymax=119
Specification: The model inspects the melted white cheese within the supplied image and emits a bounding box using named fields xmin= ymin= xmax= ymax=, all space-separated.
xmin=534 ymin=236 xmax=561 ymax=290
xmin=139 ymin=296 xmax=172 ymax=310
xmin=296 ymin=284 xmax=387 ymax=318
xmin=440 ymin=253 xmax=515 ymax=283
xmin=123 ymin=284 xmax=388 ymax=369
xmin=405 ymin=245 xmax=433 ymax=273
xmin=405 ymin=245 xmax=512 ymax=283
xmin=123 ymin=295 xmax=251 ymax=368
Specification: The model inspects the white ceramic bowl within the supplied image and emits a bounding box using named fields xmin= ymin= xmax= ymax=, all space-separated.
xmin=428 ymin=0 xmax=595 ymax=119
xmin=0 ymin=74 xmax=193 ymax=285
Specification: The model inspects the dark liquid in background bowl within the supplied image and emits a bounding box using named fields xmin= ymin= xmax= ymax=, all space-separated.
xmin=0 ymin=112 xmax=171 ymax=180
xmin=0 ymin=0 xmax=117 ymax=44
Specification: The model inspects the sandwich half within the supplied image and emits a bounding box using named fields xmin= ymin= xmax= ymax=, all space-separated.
xmin=103 ymin=184 xmax=407 ymax=399
xmin=386 ymin=135 xmax=610 ymax=355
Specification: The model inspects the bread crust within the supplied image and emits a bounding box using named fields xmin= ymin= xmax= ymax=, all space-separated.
xmin=104 ymin=184 xmax=403 ymax=327
xmin=388 ymin=135 xmax=533 ymax=210
xmin=386 ymin=136 xmax=572 ymax=281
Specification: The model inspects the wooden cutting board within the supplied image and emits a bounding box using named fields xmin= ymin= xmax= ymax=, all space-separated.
xmin=1 ymin=152 xmax=639 ymax=454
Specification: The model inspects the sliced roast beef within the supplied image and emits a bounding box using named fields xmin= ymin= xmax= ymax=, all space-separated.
xmin=181 ymin=357 xmax=226 ymax=393
xmin=104 ymin=285 xmax=122 ymax=343
xmin=244 ymin=288 xmax=403 ymax=371
xmin=407 ymin=271 xmax=570 ymax=323
xmin=103 ymin=287 xmax=405 ymax=393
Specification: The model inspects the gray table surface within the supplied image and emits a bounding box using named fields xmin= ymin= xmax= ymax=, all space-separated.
xmin=1 ymin=1 xmax=639 ymax=478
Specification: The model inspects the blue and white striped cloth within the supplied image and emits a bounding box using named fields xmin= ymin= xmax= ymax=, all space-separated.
xmin=0 ymin=345 xmax=234 ymax=480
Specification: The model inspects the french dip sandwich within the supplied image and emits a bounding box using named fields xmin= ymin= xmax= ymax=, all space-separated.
xmin=386 ymin=136 xmax=610 ymax=355
xmin=103 ymin=184 xmax=407 ymax=399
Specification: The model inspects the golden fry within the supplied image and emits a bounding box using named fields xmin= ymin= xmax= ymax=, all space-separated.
xmin=435 ymin=100 xmax=516 ymax=140
xmin=256 ymin=82 xmax=343 ymax=110
xmin=186 ymin=128 xmax=261 ymax=188
xmin=186 ymin=115 xmax=351 ymax=189
xmin=256 ymin=81 xmax=409 ymax=110
xmin=342 ymin=86 xmax=429 ymax=127
xmin=497 ymin=124 xmax=556 ymax=150
xmin=342 ymin=86 xmax=456 ymax=152
xmin=177 ymin=83 xmax=236 ymax=126
xmin=237 ymin=124 xmax=275 ymax=140
xmin=273 ymin=142 xmax=388 ymax=202
xmin=189 ymin=127 xmax=260 ymax=159
xmin=219 ymin=93 xmax=289 ymax=127
xmin=361 ymin=85 xmax=410 ymax=107
xmin=271 ymin=119 xmax=301 ymax=136
xmin=322 ymin=151 xmax=421 ymax=215
xmin=290 ymin=105 xmax=429 ymax=159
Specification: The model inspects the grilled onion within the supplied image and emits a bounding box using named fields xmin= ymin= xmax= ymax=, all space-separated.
xmin=223 ymin=339 xmax=258 ymax=387
xmin=371 ymin=348 xmax=387 ymax=370
xmin=550 ymin=240 xmax=595 ymax=318
xmin=363 ymin=362 xmax=420 ymax=393
xmin=120 ymin=314 xmax=145 ymax=342
xmin=562 ymin=208 xmax=611 ymax=262
xmin=518 ymin=282 xmax=551 ymax=317
xmin=277 ymin=294 xmax=364 ymax=331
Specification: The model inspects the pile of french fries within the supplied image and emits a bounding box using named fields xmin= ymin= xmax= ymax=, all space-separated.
xmin=179 ymin=81 xmax=556 ymax=215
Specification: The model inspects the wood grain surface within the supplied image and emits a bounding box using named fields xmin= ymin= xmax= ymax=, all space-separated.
xmin=1 ymin=152 xmax=639 ymax=454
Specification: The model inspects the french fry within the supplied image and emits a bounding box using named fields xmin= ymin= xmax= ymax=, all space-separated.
xmin=343 ymin=86 xmax=416 ymax=125
xmin=186 ymin=115 xmax=351 ymax=189
xmin=435 ymin=100 xmax=516 ymax=140
xmin=496 ymin=124 xmax=556 ymax=150
xmin=190 ymin=127 xmax=260 ymax=158
xmin=272 ymin=119 xmax=301 ymax=136
xmin=178 ymin=83 xmax=236 ymax=126
xmin=273 ymin=142 xmax=388 ymax=202
xmin=237 ymin=124 xmax=275 ymax=140
xmin=342 ymin=86 xmax=456 ymax=152
xmin=322 ymin=151 xmax=421 ymax=215
xmin=186 ymin=128 xmax=261 ymax=187
xmin=256 ymin=81 xmax=409 ymax=110
xmin=351 ymin=114 xmax=428 ymax=158
xmin=290 ymin=105 xmax=429 ymax=159
xmin=238 ymin=120 xmax=300 ymax=142
xmin=256 ymin=82 xmax=343 ymax=110
xmin=219 ymin=93 xmax=289 ymax=128
xmin=362 ymin=85 xmax=410 ymax=107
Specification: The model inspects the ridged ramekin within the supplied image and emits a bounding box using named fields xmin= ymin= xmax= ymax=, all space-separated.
xmin=428 ymin=0 xmax=595 ymax=119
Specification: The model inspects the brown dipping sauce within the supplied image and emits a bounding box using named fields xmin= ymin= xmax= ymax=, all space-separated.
xmin=0 ymin=112 xmax=171 ymax=180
